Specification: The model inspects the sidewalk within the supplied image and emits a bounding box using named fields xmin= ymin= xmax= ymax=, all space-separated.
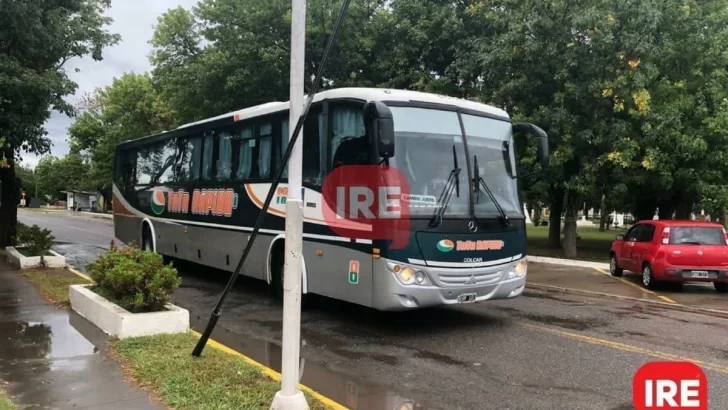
xmin=0 ymin=261 xmax=161 ymax=410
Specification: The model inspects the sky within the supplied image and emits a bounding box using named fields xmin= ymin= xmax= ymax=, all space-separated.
xmin=19 ymin=0 xmax=198 ymax=169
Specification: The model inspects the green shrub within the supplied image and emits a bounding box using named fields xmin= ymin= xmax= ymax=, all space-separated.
xmin=15 ymin=223 xmax=55 ymax=257
xmin=86 ymin=241 xmax=181 ymax=313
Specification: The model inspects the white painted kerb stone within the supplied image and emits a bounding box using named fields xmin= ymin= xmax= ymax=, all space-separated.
xmin=69 ymin=284 xmax=189 ymax=339
xmin=6 ymin=246 xmax=66 ymax=269
xmin=528 ymin=255 xmax=610 ymax=270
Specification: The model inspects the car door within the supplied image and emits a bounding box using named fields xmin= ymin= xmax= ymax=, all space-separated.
xmin=622 ymin=224 xmax=643 ymax=272
xmin=633 ymin=223 xmax=656 ymax=268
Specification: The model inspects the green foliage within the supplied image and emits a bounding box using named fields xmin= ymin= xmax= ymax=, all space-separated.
xmin=15 ymin=223 xmax=55 ymax=257
xmin=86 ymin=241 xmax=181 ymax=313
xmin=34 ymin=154 xmax=90 ymax=201
xmin=58 ymin=0 xmax=728 ymax=258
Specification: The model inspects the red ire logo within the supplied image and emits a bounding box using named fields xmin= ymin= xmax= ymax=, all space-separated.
xmin=322 ymin=165 xmax=411 ymax=249
xmin=633 ymin=362 xmax=707 ymax=410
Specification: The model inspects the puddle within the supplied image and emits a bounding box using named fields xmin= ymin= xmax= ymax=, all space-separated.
xmin=189 ymin=315 xmax=436 ymax=410
xmin=495 ymin=306 xmax=609 ymax=331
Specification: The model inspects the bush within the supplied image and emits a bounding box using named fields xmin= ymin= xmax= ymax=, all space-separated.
xmin=15 ymin=223 xmax=55 ymax=256
xmin=86 ymin=241 xmax=181 ymax=313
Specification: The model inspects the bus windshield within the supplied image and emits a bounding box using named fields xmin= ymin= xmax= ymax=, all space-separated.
xmin=388 ymin=106 xmax=521 ymax=218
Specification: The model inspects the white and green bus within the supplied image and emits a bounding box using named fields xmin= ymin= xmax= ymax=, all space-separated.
xmin=112 ymin=88 xmax=548 ymax=311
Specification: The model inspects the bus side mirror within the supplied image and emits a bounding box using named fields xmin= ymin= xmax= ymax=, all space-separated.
xmin=513 ymin=123 xmax=549 ymax=168
xmin=365 ymin=101 xmax=395 ymax=159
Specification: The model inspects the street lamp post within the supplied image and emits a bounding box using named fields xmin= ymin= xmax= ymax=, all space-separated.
xmin=271 ymin=0 xmax=308 ymax=409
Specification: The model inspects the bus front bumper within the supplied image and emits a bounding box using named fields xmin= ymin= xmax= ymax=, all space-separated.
xmin=372 ymin=258 xmax=527 ymax=311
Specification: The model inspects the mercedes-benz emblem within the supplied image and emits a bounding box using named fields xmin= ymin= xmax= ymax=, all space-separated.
xmin=468 ymin=220 xmax=478 ymax=233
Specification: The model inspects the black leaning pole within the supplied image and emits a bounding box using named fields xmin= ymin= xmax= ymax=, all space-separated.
xmin=192 ymin=0 xmax=353 ymax=357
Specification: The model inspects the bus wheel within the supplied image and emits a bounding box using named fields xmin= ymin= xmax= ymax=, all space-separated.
xmin=141 ymin=225 xmax=154 ymax=252
xmin=269 ymin=242 xmax=309 ymax=308
xmin=270 ymin=243 xmax=284 ymax=301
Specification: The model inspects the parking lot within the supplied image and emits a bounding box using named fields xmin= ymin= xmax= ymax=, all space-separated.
xmin=18 ymin=210 xmax=728 ymax=409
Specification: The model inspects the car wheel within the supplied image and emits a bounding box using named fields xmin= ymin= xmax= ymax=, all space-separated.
xmin=609 ymin=254 xmax=623 ymax=277
xmin=642 ymin=264 xmax=657 ymax=290
xmin=715 ymin=282 xmax=728 ymax=293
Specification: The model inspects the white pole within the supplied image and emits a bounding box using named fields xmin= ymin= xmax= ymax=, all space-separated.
xmin=271 ymin=0 xmax=308 ymax=408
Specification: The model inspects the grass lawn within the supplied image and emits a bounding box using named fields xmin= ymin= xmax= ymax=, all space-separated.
xmin=0 ymin=388 xmax=15 ymax=410
xmin=526 ymin=224 xmax=629 ymax=262
xmin=112 ymin=333 xmax=333 ymax=410
xmin=20 ymin=268 xmax=91 ymax=307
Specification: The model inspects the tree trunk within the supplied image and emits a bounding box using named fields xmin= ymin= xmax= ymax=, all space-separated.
xmin=599 ymin=195 xmax=608 ymax=231
xmin=632 ymin=197 xmax=657 ymax=222
xmin=0 ymin=149 xmax=19 ymax=247
xmin=562 ymin=192 xmax=579 ymax=259
xmin=675 ymin=201 xmax=692 ymax=220
xmin=547 ymin=187 xmax=564 ymax=248
xmin=658 ymin=199 xmax=675 ymax=220
xmin=533 ymin=203 xmax=542 ymax=225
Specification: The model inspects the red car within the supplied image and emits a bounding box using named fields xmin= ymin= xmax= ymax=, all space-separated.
xmin=609 ymin=220 xmax=728 ymax=293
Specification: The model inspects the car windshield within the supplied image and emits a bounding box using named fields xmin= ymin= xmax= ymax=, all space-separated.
xmin=388 ymin=106 xmax=521 ymax=218
xmin=669 ymin=226 xmax=726 ymax=245
xmin=388 ymin=106 xmax=469 ymax=217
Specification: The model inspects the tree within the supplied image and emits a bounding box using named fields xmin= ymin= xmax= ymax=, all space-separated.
xmin=68 ymin=73 xmax=176 ymax=207
xmin=0 ymin=0 xmax=119 ymax=245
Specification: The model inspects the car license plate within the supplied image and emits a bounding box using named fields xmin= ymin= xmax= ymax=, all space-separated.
xmin=691 ymin=270 xmax=710 ymax=278
xmin=457 ymin=293 xmax=477 ymax=303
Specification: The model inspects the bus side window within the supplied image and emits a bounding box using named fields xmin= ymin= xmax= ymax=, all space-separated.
xmin=277 ymin=108 xmax=323 ymax=186
xmin=217 ymin=131 xmax=233 ymax=181
xmin=329 ymin=104 xmax=366 ymax=170
xmin=175 ymin=135 xmax=203 ymax=182
xmin=235 ymin=125 xmax=254 ymax=179
xmin=201 ymin=132 xmax=214 ymax=180
xmin=118 ymin=149 xmax=136 ymax=189
xmin=258 ymin=122 xmax=273 ymax=178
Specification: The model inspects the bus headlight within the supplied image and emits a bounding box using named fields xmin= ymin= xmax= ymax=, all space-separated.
xmin=507 ymin=260 xmax=527 ymax=279
xmin=399 ymin=267 xmax=415 ymax=284
xmin=415 ymin=270 xmax=429 ymax=285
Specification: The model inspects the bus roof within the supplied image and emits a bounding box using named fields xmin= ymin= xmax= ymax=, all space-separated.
xmin=117 ymin=88 xmax=510 ymax=149
xmin=176 ymin=87 xmax=510 ymax=130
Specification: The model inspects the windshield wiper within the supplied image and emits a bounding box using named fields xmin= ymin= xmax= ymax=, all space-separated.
xmin=473 ymin=155 xmax=510 ymax=226
xmin=429 ymin=145 xmax=461 ymax=227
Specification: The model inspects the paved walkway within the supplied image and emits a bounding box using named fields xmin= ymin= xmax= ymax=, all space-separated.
xmin=0 ymin=260 xmax=162 ymax=410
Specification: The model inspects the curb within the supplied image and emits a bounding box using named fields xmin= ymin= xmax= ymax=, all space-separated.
xmin=65 ymin=263 xmax=348 ymax=410
xmin=67 ymin=266 xmax=93 ymax=282
xmin=189 ymin=330 xmax=348 ymax=410
xmin=525 ymin=283 xmax=728 ymax=319
xmin=528 ymin=255 xmax=610 ymax=270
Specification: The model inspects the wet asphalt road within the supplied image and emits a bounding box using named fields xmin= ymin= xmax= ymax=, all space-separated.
xmin=18 ymin=210 xmax=728 ymax=410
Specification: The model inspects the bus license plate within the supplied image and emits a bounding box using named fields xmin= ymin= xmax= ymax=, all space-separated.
xmin=457 ymin=293 xmax=477 ymax=303
xmin=691 ymin=270 xmax=709 ymax=278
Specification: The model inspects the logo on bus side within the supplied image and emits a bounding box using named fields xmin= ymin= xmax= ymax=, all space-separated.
xmin=150 ymin=188 xmax=239 ymax=217
xmin=151 ymin=191 xmax=166 ymax=215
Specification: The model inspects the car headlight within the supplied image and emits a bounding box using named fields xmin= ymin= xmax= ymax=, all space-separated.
xmin=507 ymin=260 xmax=527 ymax=279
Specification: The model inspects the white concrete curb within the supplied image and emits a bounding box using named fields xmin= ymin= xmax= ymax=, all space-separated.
xmin=81 ymin=212 xmax=113 ymax=219
xmin=528 ymin=255 xmax=610 ymax=270
xmin=6 ymin=246 xmax=66 ymax=269
xmin=69 ymin=284 xmax=189 ymax=339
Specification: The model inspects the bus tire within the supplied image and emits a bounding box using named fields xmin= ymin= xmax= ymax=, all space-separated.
xmin=141 ymin=224 xmax=154 ymax=252
xmin=269 ymin=241 xmax=309 ymax=308
xmin=270 ymin=242 xmax=285 ymax=301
